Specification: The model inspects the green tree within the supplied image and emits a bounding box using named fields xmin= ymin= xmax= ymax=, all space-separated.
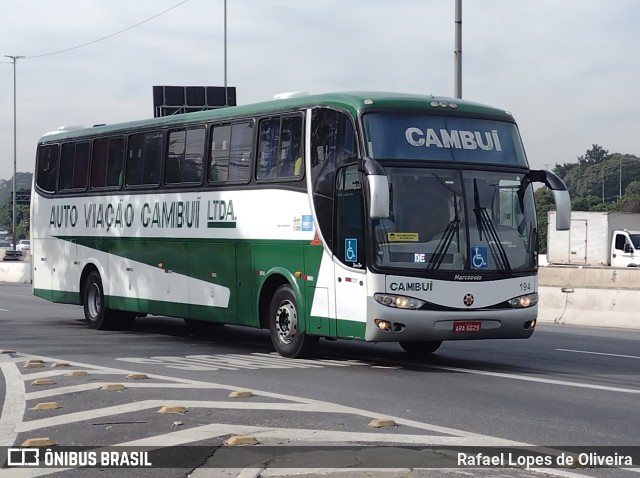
xmin=0 ymin=201 xmax=30 ymax=240
xmin=0 ymin=172 xmax=32 ymax=242
xmin=578 ymin=144 xmax=608 ymax=165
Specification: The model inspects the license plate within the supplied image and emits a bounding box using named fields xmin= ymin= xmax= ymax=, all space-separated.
xmin=453 ymin=320 xmax=481 ymax=333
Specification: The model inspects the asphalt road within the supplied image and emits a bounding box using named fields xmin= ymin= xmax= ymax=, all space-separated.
xmin=0 ymin=282 xmax=639 ymax=478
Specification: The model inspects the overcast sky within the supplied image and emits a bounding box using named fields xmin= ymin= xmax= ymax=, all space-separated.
xmin=1 ymin=0 xmax=638 ymax=180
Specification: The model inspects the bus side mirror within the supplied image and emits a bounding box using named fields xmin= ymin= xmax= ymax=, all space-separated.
xmin=361 ymin=158 xmax=390 ymax=219
xmin=529 ymin=169 xmax=571 ymax=231
xmin=368 ymin=175 xmax=390 ymax=219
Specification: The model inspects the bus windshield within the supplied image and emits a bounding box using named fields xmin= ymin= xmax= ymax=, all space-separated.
xmin=372 ymin=168 xmax=537 ymax=272
xmin=363 ymin=113 xmax=528 ymax=166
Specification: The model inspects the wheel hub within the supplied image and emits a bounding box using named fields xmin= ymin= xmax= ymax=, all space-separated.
xmin=275 ymin=301 xmax=297 ymax=344
xmin=87 ymin=284 xmax=101 ymax=319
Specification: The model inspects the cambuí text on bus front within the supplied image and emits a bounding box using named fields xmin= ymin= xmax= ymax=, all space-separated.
xmin=389 ymin=281 xmax=433 ymax=292
xmin=405 ymin=128 xmax=502 ymax=151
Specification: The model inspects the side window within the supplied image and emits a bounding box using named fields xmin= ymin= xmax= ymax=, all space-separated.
xmin=257 ymin=118 xmax=280 ymax=180
xmin=126 ymin=131 xmax=162 ymax=187
xmin=167 ymin=127 xmax=205 ymax=185
xmin=91 ymin=139 xmax=108 ymax=188
xmin=257 ymin=116 xmax=303 ymax=181
xmin=310 ymin=108 xmax=358 ymax=251
xmin=335 ymin=164 xmax=364 ymax=268
xmin=59 ymin=143 xmax=75 ymax=191
xmin=59 ymin=141 xmax=89 ymax=191
xmin=36 ymin=144 xmax=60 ymax=192
xmin=228 ymin=122 xmax=253 ymax=182
xmin=106 ymin=138 xmax=125 ymax=187
xmin=278 ymin=116 xmax=303 ymax=178
xmin=209 ymin=125 xmax=232 ymax=182
xmin=208 ymin=121 xmax=254 ymax=183
xmin=92 ymin=137 xmax=125 ymax=189
xmin=615 ymin=234 xmax=627 ymax=251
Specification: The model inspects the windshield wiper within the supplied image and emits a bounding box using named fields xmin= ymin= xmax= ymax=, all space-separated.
xmin=473 ymin=179 xmax=512 ymax=273
xmin=426 ymin=218 xmax=460 ymax=272
xmin=427 ymin=186 xmax=461 ymax=272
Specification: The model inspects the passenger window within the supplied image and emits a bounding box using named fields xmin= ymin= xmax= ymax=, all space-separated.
xmin=59 ymin=141 xmax=89 ymax=191
xmin=106 ymin=138 xmax=125 ymax=187
xmin=126 ymin=131 xmax=162 ymax=186
xmin=36 ymin=144 xmax=60 ymax=192
xmin=208 ymin=122 xmax=254 ymax=184
xmin=256 ymin=116 xmax=303 ymax=181
xmin=209 ymin=125 xmax=231 ymax=182
xmin=91 ymin=139 xmax=109 ymax=188
xmin=615 ymin=234 xmax=627 ymax=251
xmin=257 ymin=118 xmax=280 ymax=180
xmin=228 ymin=122 xmax=253 ymax=182
xmin=167 ymin=127 xmax=205 ymax=184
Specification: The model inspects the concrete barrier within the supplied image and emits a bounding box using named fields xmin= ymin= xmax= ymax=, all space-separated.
xmin=0 ymin=260 xmax=31 ymax=284
xmin=537 ymin=266 xmax=640 ymax=329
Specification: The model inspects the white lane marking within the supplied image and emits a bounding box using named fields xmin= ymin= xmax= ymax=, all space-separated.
xmin=0 ymin=308 xmax=10 ymax=312
xmin=116 ymin=352 xmax=368 ymax=371
xmin=423 ymin=363 xmax=640 ymax=395
xmin=25 ymin=382 xmax=228 ymax=400
xmin=556 ymin=348 xmax=640 ymax=360
xmin=14 ymin=352 xmax=522 ymax=441
xmin=0 ymin=355 xmax=26 ymax=446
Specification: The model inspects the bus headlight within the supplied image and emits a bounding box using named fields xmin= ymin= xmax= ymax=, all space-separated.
xmin=509 ymin=293 xmax=538 ymax=308
xmin=374 ymin=293 xmax=425 ymax=310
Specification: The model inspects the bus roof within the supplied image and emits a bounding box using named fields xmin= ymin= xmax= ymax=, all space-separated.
xmin=38 ymin=91 xmax=515 ymax=143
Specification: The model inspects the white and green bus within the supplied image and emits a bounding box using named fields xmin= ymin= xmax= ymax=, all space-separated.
xmin=31 ymin=92 xmax=570 ymax=358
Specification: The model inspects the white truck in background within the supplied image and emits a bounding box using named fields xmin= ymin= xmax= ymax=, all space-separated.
xmin=547 ymin=211 xmax=640 ymax=267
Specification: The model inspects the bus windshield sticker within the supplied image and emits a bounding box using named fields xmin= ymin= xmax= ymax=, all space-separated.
xmin=387 ymin=232 xmax=419 ymax=242
xmin=345 ymin=238 xmax=358 ymax=262
xmin=470 ymin=245 xmax=489 ymax=269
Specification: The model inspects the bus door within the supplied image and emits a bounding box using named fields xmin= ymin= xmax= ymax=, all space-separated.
xmin=333 ymin=165 xmax=367 ymax=337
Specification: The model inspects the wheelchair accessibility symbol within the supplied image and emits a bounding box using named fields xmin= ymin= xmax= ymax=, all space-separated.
xmin=345 ymin=238 xmax=358 ymax=262
xmin=470 ymin=245 xmax=488 ymax=269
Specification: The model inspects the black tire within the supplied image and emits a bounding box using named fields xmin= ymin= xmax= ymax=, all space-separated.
xmin=399 ymin=340 xmax=442 ymax=356
xmin=83 ymin=271 xmax=134 ymax=330
xmin=269 ymin=284 xmax=318 ymax=358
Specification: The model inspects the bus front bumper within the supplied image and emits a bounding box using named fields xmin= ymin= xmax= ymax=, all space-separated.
xmin=364 ymin=297 xmax=537 ymax=342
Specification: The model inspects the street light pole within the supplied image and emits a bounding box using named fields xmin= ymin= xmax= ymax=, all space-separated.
xmin=454 ymin=0 xmax=462 ymax=98
xmin=4 ymin=55 xmax=24 ymax=251
xmin=619 ymin=156 xmax=622 ymax=203
xmin=223 ymin=0 xmax=228 ymax=106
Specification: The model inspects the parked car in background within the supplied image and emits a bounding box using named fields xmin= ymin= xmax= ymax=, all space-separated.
xmin=17 ymin=239 xmax=30 ymax=251
xmin=0 ymin=240 xmax=12 ymax=250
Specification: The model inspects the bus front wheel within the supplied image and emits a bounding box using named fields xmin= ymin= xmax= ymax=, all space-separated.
xmin=83 ymin=271 xmax=133 ymax=330
xmin=399 ymin=340 xmax=442 ymax=356
xmin=269 ymin=284 xmax=318 ymax=358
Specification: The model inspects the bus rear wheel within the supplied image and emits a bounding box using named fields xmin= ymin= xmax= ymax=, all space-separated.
xmin=83 ymin=271 xmax=134 ymax=330
xmin=399 ymin=340 xmax=442 ymax=356
xmin=269 ymin=284 xmax=318 ymax=358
